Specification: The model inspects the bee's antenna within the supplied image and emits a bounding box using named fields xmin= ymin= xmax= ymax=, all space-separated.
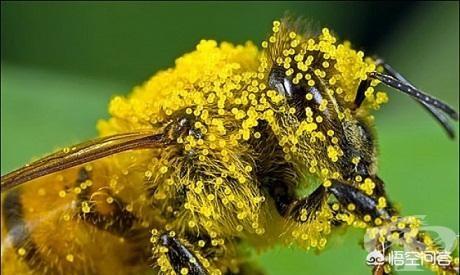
xmin=368 ymin=71 xmax=458 ymax=121
xmin=418 ymin=100 xmax=456 ymax=139
xmin=367 ymin=63 xmax=458 ymax=139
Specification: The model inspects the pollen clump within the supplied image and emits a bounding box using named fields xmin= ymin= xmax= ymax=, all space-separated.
xmin=94 ymin=18 xmax=392 ymax=272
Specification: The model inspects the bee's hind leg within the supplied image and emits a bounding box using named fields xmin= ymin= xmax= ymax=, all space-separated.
xmin=157 ymin=233 xmax=208 ymax=275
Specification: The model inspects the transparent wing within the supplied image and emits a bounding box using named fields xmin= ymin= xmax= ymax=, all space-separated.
xmin=1 ymin=131 xmax=172 ymax=192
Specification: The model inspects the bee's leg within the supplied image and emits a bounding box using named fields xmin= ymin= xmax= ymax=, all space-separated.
xmin=158 ymin=233 xmax=208 ymax=275
xmin=265 ymin=175 xmax=327 ymax=221
xmin=264 ymin=166 xmax=389 ymax=224
xmin=353 ymin=78 xmax=372 ymax=109
xmin=328 ymin=179 xmax=392 ymax=221
xmin=327 ymin=180 xmax=394 ymax=275
xmin=286 ymin=185 xmax=327 ymax=222
xmin=329 ymin=179 xmax=459 ymax=275
xmin=76 ymin=168 xmax=145 ymax=238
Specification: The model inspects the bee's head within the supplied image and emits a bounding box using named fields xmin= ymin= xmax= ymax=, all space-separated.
xmin=268 ymin=65 xmax=378 ymax=181
xmin=264 ymin=19 xmax=457 ymax=184
xmin=261 ymin=20 xmax=384 ymax=182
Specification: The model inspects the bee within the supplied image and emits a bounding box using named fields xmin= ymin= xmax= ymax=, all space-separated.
xmin=1 ymin=18 xmax=459 ymax=275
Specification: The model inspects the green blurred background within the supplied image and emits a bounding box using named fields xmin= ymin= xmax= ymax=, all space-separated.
xmin=1 ymin=2 xmax=458 ymax=274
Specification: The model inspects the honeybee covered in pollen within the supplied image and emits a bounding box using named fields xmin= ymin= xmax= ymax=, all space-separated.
xmin=1 ymin=18 xmax=459 ymax=275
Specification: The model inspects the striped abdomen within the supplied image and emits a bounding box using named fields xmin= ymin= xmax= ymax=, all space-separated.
xmin=1 ymin=162 xmax=155 ymax=275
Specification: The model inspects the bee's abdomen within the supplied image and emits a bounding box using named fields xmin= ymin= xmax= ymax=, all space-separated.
xmin=1 ymin=164 xmax=152 ymax=275
xmin=2 ymin=188 xmax=45 ymax=274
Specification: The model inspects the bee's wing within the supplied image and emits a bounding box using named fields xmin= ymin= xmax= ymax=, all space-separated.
xmin=1 ymin=131 xmax=172 ymax=192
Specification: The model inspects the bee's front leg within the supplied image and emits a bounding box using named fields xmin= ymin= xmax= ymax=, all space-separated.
xmin=328 ymin=179 xmax=397 ymax=275
xmin=328 ymin=180 xmax=392 ymax=221
xmin=265 ymin=173 xmax=327 ymax=223
xmin=284 ymin=185 xmax=327 ymax=222
xmin=329 ymin=179 xmax=459 ymax=275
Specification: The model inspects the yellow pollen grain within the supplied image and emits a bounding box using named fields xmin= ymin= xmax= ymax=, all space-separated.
xmin=66 ymin=254 xmax=74 ymax=262
xmin=332 ymin=203 xmax=340 ymax=211
xmin=81 ymin=202 xmax=91 ymax=214
xmin=38 ymin=188 xmax=46 ymax=196
xmin=145 ymin=170 xmax=153 ymax=178
xmin=63 ymin=214 xmax=71 ymax=221
xmin=363 ymin=215 xmax=371 ymax=222
xmin=188 ymin=220 xmax=196 ymax=228
xmin=160 ymin=166 xmax=168 ymax=174
xmin=18 ymin=248 xmax=26 ymax=256
xmin=347 ymin=203 xmax=356 ymax=211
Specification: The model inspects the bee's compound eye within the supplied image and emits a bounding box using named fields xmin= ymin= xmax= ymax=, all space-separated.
xmin=268 ymin=67 xmax=295 ymax=97
xmin=268 ymin=67 xmax=327 ymax=120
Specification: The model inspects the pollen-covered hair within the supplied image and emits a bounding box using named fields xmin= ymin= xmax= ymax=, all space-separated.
xmin=261 ymin=19 xmax=387 ymax=114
